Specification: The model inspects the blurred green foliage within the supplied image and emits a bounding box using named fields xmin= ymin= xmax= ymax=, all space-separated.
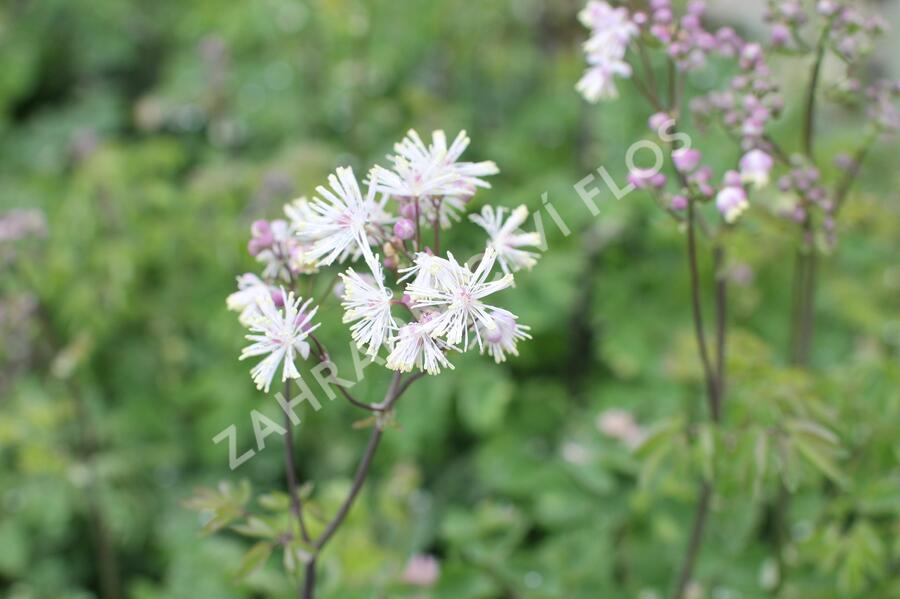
xmin=1 ymin=1 xmax=898 ymax=598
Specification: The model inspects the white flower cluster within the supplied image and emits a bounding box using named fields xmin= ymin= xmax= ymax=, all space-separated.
xmin=227 ymin=129 xmax=541 ymax=393
xmin=576 ymin=1 xmax=638 ymax=103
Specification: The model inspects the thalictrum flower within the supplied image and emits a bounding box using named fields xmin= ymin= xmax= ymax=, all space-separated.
xmin=716 ymin=185 xmax=749 ymax=223
xmin=469 ymin=204 xmax=542 ymax=274
xmin=253 ymin=219 xmax=304 ymax=281
xmin=227 ymin=273 xmax=276 ymax=326
xmin=576 ymin=1 xmax=638 ymax=103
xmin=398 ymin=252 xmax=463 ymax=290
xmin=294 ymin=167 xmax=377 ymax=267
xmin=739 ymin=149 xmax=774 ymax=189
xmin=240 ymin=290 xmax=320 ymax=393
xmin=406 ymin=247 xmax=515 ymax=350
xmin=340 ymin=258 xmax=397 ymax=356
xmin=369 ymin=130 xmax=498 ymax=203
xmin=386 ymin=321 xmax=455 ymax=375
xmin=478 ymin=308 xmax=531 ymax=363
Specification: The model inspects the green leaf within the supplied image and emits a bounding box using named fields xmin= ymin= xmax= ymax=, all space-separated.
xmin=231 ymin=516 xmax=278 ymax=539
xmin=634 ymin=417 xmax=684 ymax=459
xmin=234 ymin=541 xmax=272 ymax=580
xmin=258 ymin=492 xmax=291 ymax=512
xmin=791 ymin=436 xmax=848 ymax=489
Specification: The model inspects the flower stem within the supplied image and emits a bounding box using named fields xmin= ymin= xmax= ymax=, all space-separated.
xmin=686 ymin=201 xmax=720 ymax=421
xmin=301 ymin=371 xmax=421 ymax=597
xmin=673 ymin=482 xmax=713 ymax=599
xmin=714 ymin=245 xmax=727 ymax=401
xmin=802 ymin=24 xmax=830 ymax=159
xmin=672 ymin=202 xmax=724 ymax=599
xmin=282 ymin=379 xmax=311 ymax=599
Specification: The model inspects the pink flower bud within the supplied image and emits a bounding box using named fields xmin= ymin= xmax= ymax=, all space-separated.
xmin=251 ymin=219 xmax=271 ymax=238
xmin=399 ymin=202 xmax=418 ymax=220
xmin=672 ymin=148 xmax=702 ymax=173
xmin=271 ymin=288 xmax=285 ymax=307
xmin=816 ymin=1 xmax=838 ymax=17
xmin=771 ymin=24 xmax=791 ymax=47
xmin=650 ymin=173 xmax=668 ymax=188
xmin=247 ymin=237 xmax=265 ymax=257
xmin=716 ymin=186 xmax=749 ymax=223
xmin=671 ymin=195 xmax=689 ymax=210
xmin=653 ymin=8 xmax=673 ymax=24
xmin=687 ymin=0 xmax=706 ymax=16
xmin=651 ymin=23 xmax=671 ymax=42
xmin=724 ymin=170 xmax=742 ymax=187
xmin=649 ymin=112 xmax=672 ymax=133
xmin=394 ymin=218 xmax=416 ymax=240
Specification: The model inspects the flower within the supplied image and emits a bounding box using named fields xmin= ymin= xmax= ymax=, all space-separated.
xmin=293 ymin=167 xmax=377 ymax=267
xmin=240 ymin=290 xmax=320 ymax=393
xmin=672 ymin=147 xmax=702 ymax=173
xmin=739 ymin=149 xmax=774 ymax=189
xmin=469 ymin=205 xmax=542 ymax=274
xmin=0 ymin=209 xmax=47 ymax=242
xmin=369 ymin=130 xmax=498 ymax=202
xmin=386 ymin=321 xmax=455 ymax=375
xmin=253 ymin=219 xmax=308 ymax=281
xmin=576 ymin=1 xmax=638 ymax=103
xmin=576 ymin=50 xmax=633 ymax=102
xmin=479 ymin=308 xmax=530 ymax=363
xmin=670 ymin=194 xmax=689 ymax=211
xmin=716 ymin=185 xmax=749 ymax=223
xmin=393 ymin=218 xmax=416 ymax=240
xmin=595 ymin=408 xmax=644 ymax=448
xmin=406 ymin=246 xmax=514 ymax=350
xmin=418 ymin=195 xmax=470 ymax=230
xmin=227 ymin=273 xmax=276 ymax=325
xmin=340 ymin=259 xmax=397 ymax=356
xmin=401 ymin=554 xmax=440 ymax=588
xmin=398 ymin=252 xmax=462 ymax=290
xmin=579 ymin=1 xmax=639 ymax=44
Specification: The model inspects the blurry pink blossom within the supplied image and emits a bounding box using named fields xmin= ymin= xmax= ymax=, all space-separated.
xmin=402 ymin=554 xmax=440 ymax=587
xmin=596 ymin=409 xmax=644 ymax=448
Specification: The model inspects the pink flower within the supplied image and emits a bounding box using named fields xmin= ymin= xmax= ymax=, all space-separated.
xmin=402 ymin=554 xmax=440 ymax=588
xmin=672 ymin=148 xmax=702 ymax=173
xmin=671 ymin=195 xmax=689 ymax=211
xmin=393 ymin=218 xmax=416 ymax=240
xmin=716 ymin=186 xmax=749 ymax=223
xmin=739 ymin=149 xmax=774 ymax=189
xmin=596 ymin=409 xmax=645 ymax=448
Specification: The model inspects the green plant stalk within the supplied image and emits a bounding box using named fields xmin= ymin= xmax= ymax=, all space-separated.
xmin=672 ymin=202 xmax=726 ymax=599
xmin=300 ymin=370 xmax=422 ymax=598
